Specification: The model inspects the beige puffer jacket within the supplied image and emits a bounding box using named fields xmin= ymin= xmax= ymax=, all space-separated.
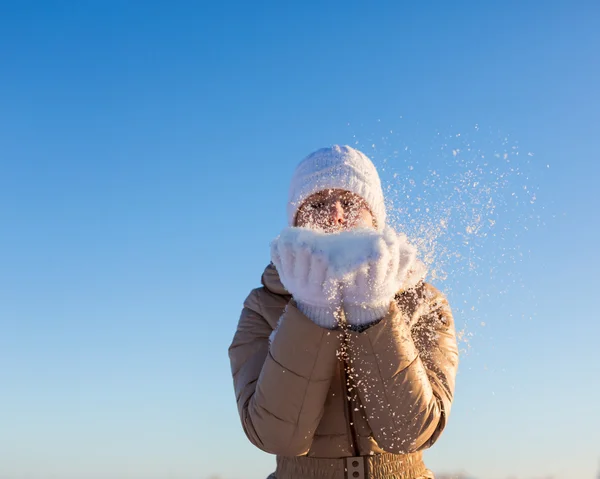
xmin=228 ymin=264 xmax=459 ymax=479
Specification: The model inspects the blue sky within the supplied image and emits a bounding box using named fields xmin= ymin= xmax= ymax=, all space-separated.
xmin=0 ymin=2 xmax=599 ymax=479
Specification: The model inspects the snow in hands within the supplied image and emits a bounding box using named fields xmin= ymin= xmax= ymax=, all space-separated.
xmin=270 ymin=225 xmax=426 ymax=316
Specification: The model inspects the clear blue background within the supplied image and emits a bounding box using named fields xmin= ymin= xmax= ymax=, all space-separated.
xmin=0 ymin=2 xmax=598 ymax=479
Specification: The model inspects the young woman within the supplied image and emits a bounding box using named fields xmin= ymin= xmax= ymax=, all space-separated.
xmin=229 ymin=145 xmax=459 ymax=479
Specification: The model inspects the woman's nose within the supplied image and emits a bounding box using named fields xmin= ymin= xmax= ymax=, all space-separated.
xmin=327 ymin=201 xmax=346 ymax=224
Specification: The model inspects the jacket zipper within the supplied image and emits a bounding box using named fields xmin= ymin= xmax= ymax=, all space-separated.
xmin=340 ymin=354 xmax=359 ymax=456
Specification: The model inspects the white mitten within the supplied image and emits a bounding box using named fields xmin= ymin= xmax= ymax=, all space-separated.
xmin=341 ymin=227 xmax=421 ymax=326
xmin=270 ymin=227 xmax=341 ymax=329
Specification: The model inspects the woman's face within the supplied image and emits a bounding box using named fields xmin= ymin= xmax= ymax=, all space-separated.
xmin=295 ymin=189 xmax=376 ymax=233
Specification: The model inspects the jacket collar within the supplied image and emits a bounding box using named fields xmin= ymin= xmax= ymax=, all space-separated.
xmin=261 ymin=263 xmax=290 ymax=296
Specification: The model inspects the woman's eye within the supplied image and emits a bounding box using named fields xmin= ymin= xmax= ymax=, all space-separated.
xmin=311 ymin=202 xmax=325 ymax=209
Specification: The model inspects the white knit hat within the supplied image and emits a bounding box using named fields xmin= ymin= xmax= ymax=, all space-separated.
xmin=287 ymin=145 xmax=386 ymax=230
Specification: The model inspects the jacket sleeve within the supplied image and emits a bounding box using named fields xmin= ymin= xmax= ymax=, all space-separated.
xmin=228 ymin=289 xmax=342 ymax=456
xmin=346 ymin=283 xmax=459 ymax=454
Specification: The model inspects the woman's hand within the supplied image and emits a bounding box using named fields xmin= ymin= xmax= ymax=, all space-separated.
xmin=270 ymin=228 xmax=341 ymax=329
xmin=341 ymin=227 xmax=420 ymax=326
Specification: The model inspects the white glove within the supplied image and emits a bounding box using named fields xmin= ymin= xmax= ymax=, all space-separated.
xmin=341 ymin=227 xmax=423 ymax=326
xmin=270 ymin=227 xmax=341 ymax=329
